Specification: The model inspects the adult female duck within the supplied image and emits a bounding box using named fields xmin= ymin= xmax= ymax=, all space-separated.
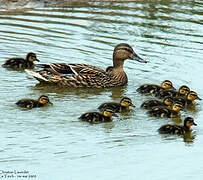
xmin=25 ymin=43 xmax=147 ymax=88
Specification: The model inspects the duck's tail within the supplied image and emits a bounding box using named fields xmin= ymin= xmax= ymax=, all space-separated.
xmin=25 ymin=69 xmax=48 ymax=82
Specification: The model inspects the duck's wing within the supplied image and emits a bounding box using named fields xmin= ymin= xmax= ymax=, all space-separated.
xmin=26 ymin=63 xmax=111 ymax=87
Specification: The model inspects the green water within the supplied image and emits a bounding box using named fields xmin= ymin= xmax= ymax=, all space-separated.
xmin=0 ymin=1 xmax=203 ymax=179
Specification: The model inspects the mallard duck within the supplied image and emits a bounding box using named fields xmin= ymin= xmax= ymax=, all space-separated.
xmin=137 ymin=80 xmax=174 ymax=95
xmin=25 ymin=43 xmax=147 ymax=88
xmin=147 ymin=102 xmax=183 ymax=118
xmin=79 ymin=107 xmax=117 ymax=123
xmin=16 ymin=95 xmax=52 ymax=109
xmin=158 ymin=117 xmax=197 ymax=135
xmin=155 ymin=85 xmax=190 ymax=99
xmin=141 ymin=96 xmax=173 ymax=110
xmin=98 ymin=97 xmax=135 ymax=113
xmin=2 ymin=52 xmax=39 ymax=69
xmin=172 ymin=91 xmax=201 ymax=107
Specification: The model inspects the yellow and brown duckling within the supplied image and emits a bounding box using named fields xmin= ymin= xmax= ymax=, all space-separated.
xmin=16 ymin=95 xmax=52 ymax=109
xmin=79 ymin=107 xmax=117 ymax=124
xmin=2 ymin=52 xmax=39 ymax=70
xmin=155 ymin=85 xmax=190 ymax=99
xmin=147 ymin=101 xmax=183 ymax=118
xmin=141 ymin=96 xmax=173 ymax=110
xmin=25 ymin=43 xmax=147 ymax=88
xmin=137 ymin=80 xmax=174 ymax=95
xmin=172 ymin=90 xmax=201 ymax=107
xmin=98 ymin=97 xmax=135 ymax=113
xmin=158 ymin=117 xmax=197 ymax=135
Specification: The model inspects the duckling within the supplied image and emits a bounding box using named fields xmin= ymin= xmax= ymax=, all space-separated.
xmin=79 ymin=107 xmax=116 ymax=123
xmin=172 ymin=90 xmax=201 ymax=107
xmin=2 ymin=52 xmax=39 ymax=70
xmin=158 ymin=117 xmax=197 ymax=135
xmin=155 ymin=85 xmax=190 ymax=99
xmin=106 ymin=66 xmax=113 ymax=73
xmin=137 ymin=80 xmax=174 ymax=95
xmin=148 ymin=102 xmax=183 ymax=118
xmin=25 ymin=43 xmax=147 ymax=88
xmin=98 ymin=97 xmax=135 ymax=113
xmin=141 ymin=96 xmax=173 ymax=110
xmin=16 ymin=95 xmax=52 ymax=109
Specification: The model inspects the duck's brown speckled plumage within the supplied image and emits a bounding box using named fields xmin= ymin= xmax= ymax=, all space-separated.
xmin=25 ymin=43 xmax=147 ymax=88
xmin=158 ymin=117 xmax=197 ymax=135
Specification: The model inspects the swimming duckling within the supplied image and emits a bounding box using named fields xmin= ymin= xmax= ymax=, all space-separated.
xmin=105 ymin=66 xmax=113 ymax=73
xmin=172 ymin=91 xmax=201 ymax=107
xmin=98 ymin=97 xmax=135 ymax=113
xmin=158 ymin=117 xmax=197 ymax=135
xmin=148 ymin=102 xmax=183 ymax=118
xmin=2 ymin=52 xmax=39 ymax=69
xmin=141 ymin=97 xmax=173 ymax=110
xmin=137 ymin=80 xmax=174 ymax=95
xmin=79 ymin=107 xmax=117 ymax=123
xmin=155 ymin=85 xmax=190 ymax=99
xmin=16 ymin=95 xmax=52 ymax=109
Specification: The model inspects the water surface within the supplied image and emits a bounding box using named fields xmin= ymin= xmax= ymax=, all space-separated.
xmin=0 ymin=1 xmax=203 ymax=179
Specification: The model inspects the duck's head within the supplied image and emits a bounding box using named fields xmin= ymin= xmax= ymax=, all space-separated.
xmin=38 ymin=95 xmax=52 ymax=105
xmin=179 ymin=85 xmax=190 ymax=96
xmin=113 ymin=43 xmax=147 ymax=67
xmin=184 ymin=117 xmax=197 ymax=130
xmin=171 ymin=102 xmax=183 ymax=112
xmin=161 ymin=80 xmax=174 ymax=90
xmin=187 ymin=91 xmax=201 ymax=101
xmin=26 ymin=52 xmax=39 ymax=62
xmin=103 ymin=107 xmax=117 ymax=119
xmin=106 ymin=66 xmax=113 ymax=73
xmin=120 ymin=97 xmax=135 ymax=108
xmin=163 ymin=97 xmax=173 ymax=106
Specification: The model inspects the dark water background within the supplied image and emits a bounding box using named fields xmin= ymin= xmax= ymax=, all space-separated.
xmin=0 ymin=1 xmax=203 ymax=179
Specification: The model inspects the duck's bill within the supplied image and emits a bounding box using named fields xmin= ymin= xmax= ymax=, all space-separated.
xmin=35 ymin=59 xmax=40 ymax=62
xmin=130 ymin=104 xmax=136 ymax=107
xmin=197 ymin=96 xmax=202 ymax=100
xmin=48 ymin=102 xmax=53 ymax=105
xmin=133 ymin=53 xmax=147 ymax=63
xmin=193 ymin=122 xmax=197 ymax=126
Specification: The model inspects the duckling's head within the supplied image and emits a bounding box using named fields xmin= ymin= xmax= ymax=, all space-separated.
xmin=38 ymin=95 xmax=52 ymax=105
xmin=161 ymin=80 xmax=174 ymax=90
xmin=187 ymin=91 xmax=201 ymax=101
xmin=26 ymin=52 xmax=39 ymax=62
xmin=120 ymin=97 xmax=135 ymax=108
xmin=184 ymin=117 xmax=197 ymax=129
xmin=179 ymin=85 xmax=190 ymax=96
xmin=102 ymin=107 xmax=116 ymax=119
xmin=113 ymin=43 xmax=147 ymax=67
xmin=106 ymin=66 xmax=113 ymax=73
xmin=171 ymin=102 xmax=183 ymax=112
xmin=163 ymin=97 xmax=173 ymax=106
